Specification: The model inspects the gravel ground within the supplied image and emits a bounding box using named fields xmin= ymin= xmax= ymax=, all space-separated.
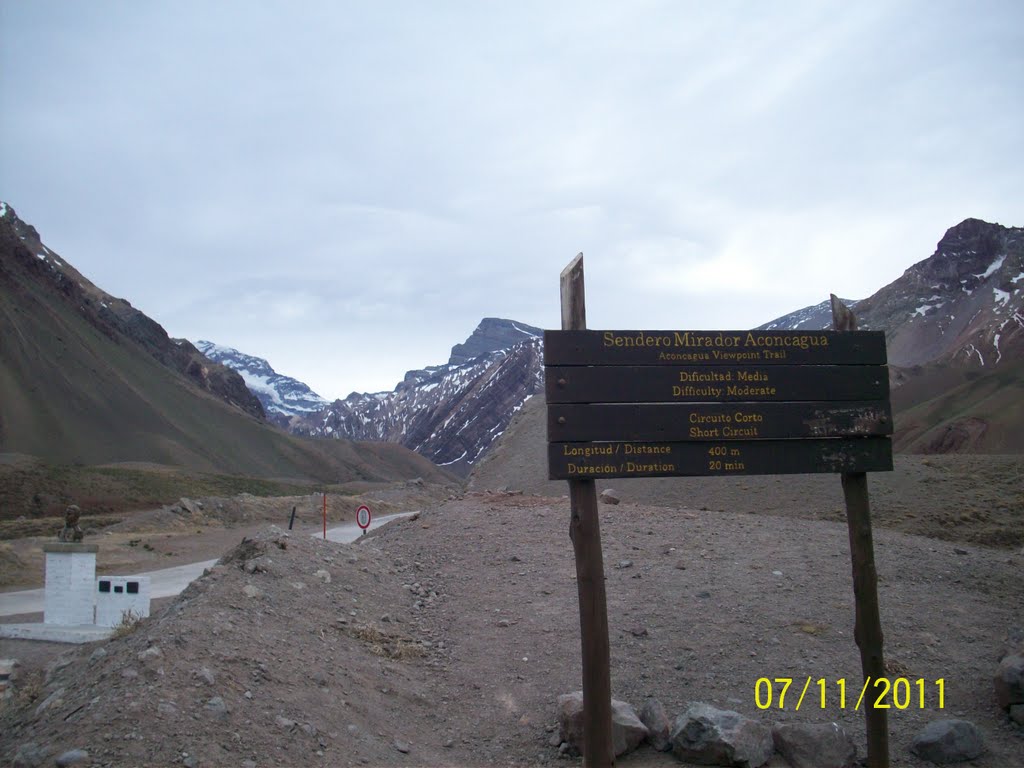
xmin=2 ymin=492 xmax=1021 ymax=766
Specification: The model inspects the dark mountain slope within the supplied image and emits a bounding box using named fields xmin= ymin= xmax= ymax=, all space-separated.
xmin=0 ymin=203 xmax=453 ymax=484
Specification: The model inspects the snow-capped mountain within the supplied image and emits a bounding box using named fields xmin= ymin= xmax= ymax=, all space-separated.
xmin=194 ymin=340 xmax=328 ymax=428
xmin=759 ymin=298 xmax=861 ymax=331
xmin=759 ymin=218 xmax=1023 ymax=369
xmin=296 ymin=319 xmax=544 ymax=476
xmin=758 ymin=218 xmax=1023 ymax=453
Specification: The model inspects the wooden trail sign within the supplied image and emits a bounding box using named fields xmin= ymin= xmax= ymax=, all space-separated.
xmin=549 ymin=436 xmax=892 ymax=479
xmin=545 ymin=328 xmax=888 ymax=366
xmin=544 ymin=327 xmax=893 ymax=477
xmin=548 ymin=400 xmax=892 ymax=442
xmin=546 ymin=363 xmax=889 ymax=403
xmin=549 ymin=253 xmax=892 ymax=768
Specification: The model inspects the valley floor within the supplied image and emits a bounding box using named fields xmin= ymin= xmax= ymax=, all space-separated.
xmin=2 ymin=490 xmax=1022 ymax=766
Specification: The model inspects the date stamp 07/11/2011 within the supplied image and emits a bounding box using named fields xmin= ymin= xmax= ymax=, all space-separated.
xmin=755 ymin=677 xmax=945 ymax=712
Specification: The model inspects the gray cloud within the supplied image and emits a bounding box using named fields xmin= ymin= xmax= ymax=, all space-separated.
xmin=3 ymin=0 xmax=1022 ymax=397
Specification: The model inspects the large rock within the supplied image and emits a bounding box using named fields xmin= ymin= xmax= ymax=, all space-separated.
xmin=557 ymin=691 xmax=649 ymax=757
xmin=994 ymin=654 xmax=1024 ymax=710
xmin=772 ymin=722 xmax=857 ymax=768
xmin=639 ymin=697 xmax=672 ymax=751
xmin=671 ymin=702 xmax=773 ymax=767
xmin=910 ymin=719 xmax=984 ymax=763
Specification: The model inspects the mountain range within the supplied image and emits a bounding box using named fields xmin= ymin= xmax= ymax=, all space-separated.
xmin=0 ymin=201 xmax=453 ymax=489
xmin=2 ymin=198 xmax=1019 ymax=495
xmin=200 ymin=319 xmax=544 ymax=477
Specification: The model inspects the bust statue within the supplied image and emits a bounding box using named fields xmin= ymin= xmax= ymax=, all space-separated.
xmin=57 ymin=505 xmax=84 ymax=542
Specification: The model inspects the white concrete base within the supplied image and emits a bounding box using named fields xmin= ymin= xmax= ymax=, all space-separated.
xmin=96 ymin=575 xmax=151 ymax=627
xmin=0 ymin=622 xmax=113 ymax=644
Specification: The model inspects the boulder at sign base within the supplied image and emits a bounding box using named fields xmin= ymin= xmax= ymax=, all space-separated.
xmin=772 ymin=721 xmax=857 ymax=768
xmin=557 ymin=691 xmax=649 ymax=757
xmin=910 ymin=719 xmax=984 ymax=764
xmin=671 ymin=702 xmax=773 ymax=768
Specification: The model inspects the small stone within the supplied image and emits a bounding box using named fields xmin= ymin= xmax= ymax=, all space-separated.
xmin=137 ymin=646 xmax=163 ymax=663
xmin=954 ymin=547 xmax=968 ymax=555
xmin=12 ymin=743 xmax=45 ymax=768
xmin=205 ymin=696 xmax=229 ymax=720
xmin=630 ymin=626 xmax=648 ymax=637
xmin=617 ymin=560 xmax=633 ymax=569
xmin=911 ymin=719 xmax=984 ymax=763
xmin=1009 ymin=704 xmax=1024 ymax=725
xmin=242 ymin=761 xmax=257 ymax=768
xmin=158 ymin=702 xmax=178 ymax=715
xmin=276 ymin=716 xmax=296 ymax=730
xmin=639 ymin=697 xmax=672 ymax=752
xmin=497 ymin=619 xmax=511 ymax=628
xmin=772 ymin=570 xmax=783 ymax=577
xmin=242 ymin=584 xmax=262 ymax=599
xmin=88 ymin=647 xmax=107 ymax=664
xmin=773 ymin=722 xmax=857 ymax=768
xmin=55 ymin=750 xmax=90 ymax=767
xmin=197 ymin=667 xmax=215 ymax=686
xmin=994 ymin=654 xmax=1024 ymax=709
xmin=314 ymin=569 xmax=331 ymax=583
xmin=671 ymin=702 xmax=773 ymax=767
xmin=599 ymin=489 xmax=620 ymax=505
xmin=393 ymin=740 xmax=411 ymax=754
xmin=34 ymin=687 xmax=64 ymax=716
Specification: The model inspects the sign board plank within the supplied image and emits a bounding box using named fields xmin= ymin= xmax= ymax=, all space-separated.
xmin=545 ymin=330 xmax=887 ymax=367
xmin=548 ymin=437 xmax=893 ymax=479
xmin=548 ymin=401 xmax=893 ymax=442
xmin=546 ymin=365 xmax=889 ymax=404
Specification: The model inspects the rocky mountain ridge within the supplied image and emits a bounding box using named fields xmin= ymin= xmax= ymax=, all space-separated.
xmin=295 ymin=319 xmax=544 ymax=476
xmin=761 ymin=218 xmax=1023 ymax=369
xmin=194 ymin=340 xmax=328 ymax=428
xmin=0 ymin=201 xmax=264 ymax=420
xmin=759 ymin=218 xmax=1023 ymax=453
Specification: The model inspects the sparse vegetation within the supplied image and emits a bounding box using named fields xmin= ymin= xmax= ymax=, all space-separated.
xmin=112 ymin=608 xmax=144 ymax=638
xmin=346 ymin=622 xmax=426 ymax=661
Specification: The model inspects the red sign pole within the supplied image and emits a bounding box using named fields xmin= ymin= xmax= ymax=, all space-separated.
xmin=323 ymin=493 xmax=327 ymax=540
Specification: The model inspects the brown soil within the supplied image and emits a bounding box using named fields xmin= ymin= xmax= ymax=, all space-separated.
xmin=2 ymin=489 xmax=1022 ymax=767
xmin=1 ymin=483 xmax=451 ymax=590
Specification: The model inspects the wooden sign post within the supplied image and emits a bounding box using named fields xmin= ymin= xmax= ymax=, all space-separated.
xmin=561 ymin=254 xmax=614 ymax=767
xmin=832 ymin=294 xmax=889 ymax=768
xmin=548 ymin=256 xmax=892 ymax=768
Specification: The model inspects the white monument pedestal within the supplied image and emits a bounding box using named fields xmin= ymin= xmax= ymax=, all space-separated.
xmin=43 ymin=542 xmax=98 ymax=625
xmin=95 ymin=575 xmax=151 ymax=627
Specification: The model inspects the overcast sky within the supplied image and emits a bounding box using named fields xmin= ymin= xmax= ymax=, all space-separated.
xmin=2 ymin=1 xmax=1022 ymax=399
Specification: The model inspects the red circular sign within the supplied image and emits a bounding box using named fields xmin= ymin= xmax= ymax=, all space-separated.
xmin=356 ymin=505 xmax=372 ymax=529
